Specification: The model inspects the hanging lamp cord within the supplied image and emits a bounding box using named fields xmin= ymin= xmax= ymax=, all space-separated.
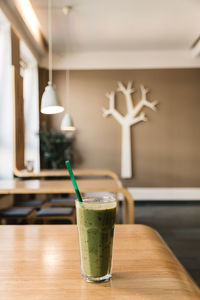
xmin=66 ymin=70 xmax=70 ymax=112
xmin=48 ymin=0 xmax=53 ymax=84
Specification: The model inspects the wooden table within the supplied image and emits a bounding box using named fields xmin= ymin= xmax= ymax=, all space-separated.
xmin=0 ymin=179 xmax=120 ymax=194
xmin=14 ymin=168 xmax=120 ymax=181
xmin=0 ymin=179 xmax=133 ymax=223
xmin=0 ymin=225 xmax=199 ymax=300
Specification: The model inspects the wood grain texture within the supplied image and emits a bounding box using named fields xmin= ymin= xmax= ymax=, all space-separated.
xmin=0 ymin=225 xmax=199 ymax=300
xmin=0 ymin=179 xmax=134 ymax=223
xmin=12 ymin=66 xmax=25 ymax=171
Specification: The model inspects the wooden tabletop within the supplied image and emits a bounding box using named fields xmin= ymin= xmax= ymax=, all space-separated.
xmin=0 ymin=225 xmax=199 ymax=300
xmin=0 ymin=179 xmax=120 ymax=194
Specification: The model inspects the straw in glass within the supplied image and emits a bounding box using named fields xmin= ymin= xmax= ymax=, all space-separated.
xmin=65 ymin=160 xmax=82 ymax=202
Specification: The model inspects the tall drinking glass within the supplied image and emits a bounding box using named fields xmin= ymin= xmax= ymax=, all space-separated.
xmin=76 ymin=196 xmax=116 ymax=282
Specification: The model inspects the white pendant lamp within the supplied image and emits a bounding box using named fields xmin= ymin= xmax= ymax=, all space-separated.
xmin=61 ymin=112 xmax=75 ymax=131
xmin=61 ymin=70 xmax=76 ymax=131
xmin=41 ymin=0 xmax=64 ymax=114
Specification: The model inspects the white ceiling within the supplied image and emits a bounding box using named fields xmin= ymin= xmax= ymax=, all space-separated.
xmin=31 ymin=0 xmax=200 ymax=54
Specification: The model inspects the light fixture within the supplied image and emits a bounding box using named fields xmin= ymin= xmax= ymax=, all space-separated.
xmin=62 ymin=6 xmax=72 ymax=16
xmin=61 ymin=70 xmax=76 ymax=131
xmin=41 ymin=0 xmax=64 ymax=114
xmin=61 ymin=113 xmax=75 ymax=131
xmin=14 ymin=0 xmax=41 ymax=42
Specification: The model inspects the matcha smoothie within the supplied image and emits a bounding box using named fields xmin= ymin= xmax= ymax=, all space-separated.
xmin=76 ymin=197 xmax=116 ymax=282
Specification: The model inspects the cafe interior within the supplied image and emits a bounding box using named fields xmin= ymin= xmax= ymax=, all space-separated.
xmin=0 ymin=0 xmax=199 ymax=298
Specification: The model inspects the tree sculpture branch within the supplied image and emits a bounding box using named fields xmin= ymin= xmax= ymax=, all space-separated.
xmin=130 ymin=112 xmax=147 ymax=126
xmin=117 ymin=81 xmax=135 ymax=114
xmin=103 ymin=82 xmax=158 ymax=126
xmin=131 ymin=85 xmax=157 ymax=118
xmin=102 ymin=91 xmax=124 ymax=125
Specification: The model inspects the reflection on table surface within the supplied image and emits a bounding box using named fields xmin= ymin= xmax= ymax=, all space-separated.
xmin=0 ymin=225 xmax=199 ymax=300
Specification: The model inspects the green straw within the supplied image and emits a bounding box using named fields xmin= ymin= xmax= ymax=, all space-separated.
xmin=65 ymin=160 xmax=83 ymax=202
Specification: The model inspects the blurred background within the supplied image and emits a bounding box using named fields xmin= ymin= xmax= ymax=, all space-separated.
xmin=0 ymin=0 xmax=200 ymax=285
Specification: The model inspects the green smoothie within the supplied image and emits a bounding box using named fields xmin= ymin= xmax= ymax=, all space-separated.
xmin=76 ymin=197 xmax=116 ymax=281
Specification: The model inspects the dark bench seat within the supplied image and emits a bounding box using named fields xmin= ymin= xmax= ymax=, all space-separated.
xmin=0 ymin=207 xmax=35 ymax=224
xmin=15 ymin=199 xmax=46 ymax=208
xmin=36 ymin=207 xmax=75 ymax=224
xmin=49 ymin=197 xmax=75 ymax=207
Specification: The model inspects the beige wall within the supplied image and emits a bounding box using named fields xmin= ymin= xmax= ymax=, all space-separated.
xmin=40 ymin=69 xmax=200 ymax=187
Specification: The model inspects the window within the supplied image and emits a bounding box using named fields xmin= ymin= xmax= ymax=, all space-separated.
xmin=20 ymin=40 xmax=40 ymax=172
xmin=0 ymin=10 xmax=12 ymax=179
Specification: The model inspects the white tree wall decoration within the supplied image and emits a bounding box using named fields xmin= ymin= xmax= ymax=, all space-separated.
xmin=102 ymin=81 xmax=158 ymax=178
